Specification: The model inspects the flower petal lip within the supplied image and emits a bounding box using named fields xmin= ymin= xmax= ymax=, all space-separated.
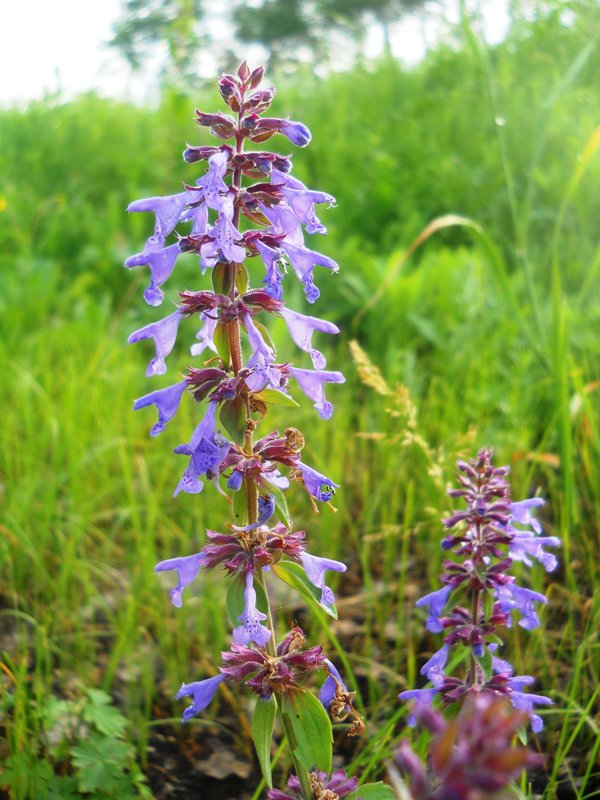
xmin=155 ymin=551 xmax=208 ymax=607
xmin=175 ymin=674 xmax=225 ymax=721
xmin=133 ymin=380 xmax=188 ymax=436
xmin=127 ymin=310 xmax=182 ymax=377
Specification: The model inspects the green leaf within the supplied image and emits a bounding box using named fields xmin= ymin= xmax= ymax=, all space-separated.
xmin=253 ymin=388 xmax=299 ymax=408
xmin=214 ymin=322 xmax=231 ymax=368
xmin=83 ymin=688 xmax=127 ymax=737
xmin=252 ymin=696 xmax=277 ymax=788
xmin=269 ymin=482 xmax=292 ymax=527
xmin=272 ymin=560 xmax=338 ymax=619
xmin=254 ymin=319 xmax=276 ymax=352
xmin=225 ymin=574 xmax=269 ymax=626
xmin=220 ymin=396 xmax=246 ymax=441
xmin=358 ymin=782 xmax=398 ymax=800
xmin=281 ymin=690 xmax=332 ymax=774
xmin=72 ymin=733 xmax=133 ymax=794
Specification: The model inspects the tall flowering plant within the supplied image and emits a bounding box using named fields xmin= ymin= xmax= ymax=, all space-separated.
xmin=395 ymin=448 xmax=558 ymax=794
xmin=124 ymin=62 xmax=375 ymax=799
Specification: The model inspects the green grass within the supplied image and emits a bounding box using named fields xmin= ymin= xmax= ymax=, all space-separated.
xmin=1 ymin=5 xmax=600 ymax=798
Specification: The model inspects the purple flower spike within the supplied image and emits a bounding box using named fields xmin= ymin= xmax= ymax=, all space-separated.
xmin=291 ymin=367 xmax=345 ymax=419
xmin=133 ymin=379 xmax=188 ymax=436
xmin=173 ymin=401 xmax=230 ymax=496
xmin=176 ymin=674 xmax=225 ymax=721
xmin=155 ymin=551 xmax=208 ymax=607
xmin=190 ymin=312 xmax=219 ymax=357
xmin=280 ymin=307 xmax=339 ymax=369
xmin=128 ymin=310 xmax=182 ymax=376
xmin=296 ymin=462 xmax=338 ymax=502
xmin=299 ymin=552 xmax=346 ymax=608
xmin=415 ymin=585 xmax=452 ymax=634
xmin=233 ymin=572 xmax=272 ymax=647
xmin=124 ymin=237 xmax=180 ymax=307
xmin=319 ymin=658 xmax=347 ymax=708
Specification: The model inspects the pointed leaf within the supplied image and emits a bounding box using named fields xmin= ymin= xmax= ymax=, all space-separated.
xmin=272 ymin=561 xmax=338 ymax=619
xmin=225 ymin=574 xmax=268 ymax=626
xmin=252 ymin=696 xmax=277 ymax=788
xmin=269 ymin=482 xmax=292 ymax=527
xmin=281 ymin=690 xmax=332 ymax=774
xmin=254 ymin=389 xmax=299 ymax=408
xmin=212 ymin=262 xmax=233 ymax=295
xmin=235 ymin=264 xmax=249 ymax=294
xmin=232 ymin=482 xmax=248 ymax=527
xmin=214 ymin=322 xmax=231 ymax=367
xmin=358 ymin=783 xmax=398 ymax=800
xmin=220 ymin=396 xmax=246 ymax=442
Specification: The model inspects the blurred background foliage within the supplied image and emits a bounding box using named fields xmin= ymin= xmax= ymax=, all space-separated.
xmin=1 ymin=0 xmax=599 ymax=797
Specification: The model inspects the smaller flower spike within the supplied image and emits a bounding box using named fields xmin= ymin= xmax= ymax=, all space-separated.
xmin=176 ymin=674 xmax=225 ymax=722
xmin=233 ymin=572 xmax=272 ymax=647
xmin=128 ymin=310 xmax=182 ymax=377
xmin=155 ymin=552 xmax=208 ymax=607
xmin=299 ymin=552 xmax=346 ymax=608
xmin=133 ymin=380 xmax=188 ymax=436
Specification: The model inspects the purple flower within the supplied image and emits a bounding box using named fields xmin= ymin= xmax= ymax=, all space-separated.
xmin=509 ymin=498 xmax=544 ymax=534
xmin=494 ymin=582 xmax=547 ymax=630
xmin=232 ymin=572 xmax=272 ymax=647
xmin=488 ymin=643 xmax=514 ymax=675
xmin=200 ymin=150 xmax=229 ymax=211
xmin=155 ymin=551 xmax=208 ymax=607
xmin=200 ymin=197 xmax=246 ymax=269
xmin=398 ymin=687 xmax=438 ymax=726
xmin=128 ymin=310 xmax=182 ymax=376
xmin=415 ymin=585 xmax=452 ymax=634
xmin=272 ymin=168 xmax=335 ymax=235
xmin=299 ymin=552 xmax=346 ymax=608
xmin=176 ymin=674 xmax=225 ymax=721
xmin=256 ymin=239 xmax=285 ymax=300
xmin=506 ymin=676 xmax=552 ymax=732
xmin=133 ymin=379 xmax=188 ymax=436
xmin=281 ymin=120 xmax=311 ymax=147
xmin=280 ymin=307 xmax=339 ymax=369
xmin=319 ymin=657 xmax=348 ymax=708
xmin=281 ymin=241 xmax=339 ymax=303
xmin=190 ymin=311 xmax=219 ymax=357
xmin=268 ymin=770 xmax=358 ymax=800
xmin=128 ymin=188 xmax=199 ymax=239
xmin=291 ymin=367 xmax=345 ymax=419
xmin=261 ymin=203 xmax=304 ymax=245
xmin=173 ymin=401 xmax=230 ymax=496
xmin=296 ymin=462 xmax=338 ymax=502
xmin=124 ymin=238 xmax=180 ymax=307
xmin=420 ymin=645 xmax=449 ymax=687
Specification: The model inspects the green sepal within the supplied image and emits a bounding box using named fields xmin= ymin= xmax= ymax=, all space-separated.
xmin=357 ymin=783 xmax=398 ymax=800
xmin=254 ymin=389 xmax=299 ymax=408
xmin=252 ymin=696 xmax=277 ymax=788
xmin=236 ymin=264 xmax=249 ymax=295
xmin=212 ymin=262 xmax=232 ymax=295
xmin=220 ymin=396 xmax=246 ymax=442
xmin=225 ymin=574 xmax=269 ymax=626
xmin=272 ymin=560 xmax=338 ymax=619
xmin=214 ymin=322 xmax=231 ymax=367
xmin=280 ymin=690 xmax=332 ymax=774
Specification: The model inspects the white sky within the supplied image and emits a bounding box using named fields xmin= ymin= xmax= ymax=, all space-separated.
xmin=0 ymin=0 xmax=510 ymax=108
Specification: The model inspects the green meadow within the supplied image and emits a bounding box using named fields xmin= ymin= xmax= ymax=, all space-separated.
xmin=1 ymin=7 xmax=599 ymax=798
